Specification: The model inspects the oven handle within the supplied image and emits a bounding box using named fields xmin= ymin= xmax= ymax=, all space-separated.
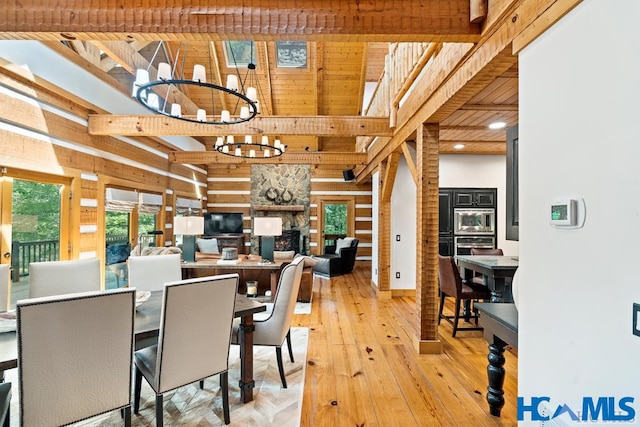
xmin=456 ymin=244 xmax=495 ymax=249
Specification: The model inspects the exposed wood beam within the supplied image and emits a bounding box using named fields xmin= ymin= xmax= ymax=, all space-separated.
xmin=260 ymin=42 xmax=274 ymax=117
xmin=358 ymin=44 xmax=369 ymax=116
xmin=209 ymin=41 xmax=228 ymax=112
xmin=439 ymin=142 xmax=506 ymax=154
xmin=513 ymin=0 xmax=583 ymax=53
xmin=359 ymin=0 xmax=549 ymax=179
xmin=0 ymin=1 xmax=481 ymax=43
xmin=314 ymin=42 xmax=324 ymax=151
xmin=401 ymin=142 xmax=418 ymax=186
xmin=381 ymin=153 xmax=400 ymax=202
xmin=459 ymin=103 xmax=518 ymax=111
xmin=169 ymin=151 xmax=367 ymax=166
xmin=88 ymin=115 xmax=392 ymax=137
xmin=470 ymin=0 xmax=488 ymax=24
xmin=415 ymin=123 xmax=441 ymax=353
xmin=376 ymin=161 xmax=391 ymax=296
xmin=440 ymin=125 xmax=504 ymax=131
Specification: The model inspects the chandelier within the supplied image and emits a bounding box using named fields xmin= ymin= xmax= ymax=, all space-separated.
xmin=214 ymin=135 xmax=286 ymax=158
xmin=131 ymin=41 xmax=258 ymax=125
xmin=132 ymin=41 xmax=287 ymax=159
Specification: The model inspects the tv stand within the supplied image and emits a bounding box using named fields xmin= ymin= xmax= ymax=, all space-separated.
xmin=210 ymin=233 xmax=246 ymax=255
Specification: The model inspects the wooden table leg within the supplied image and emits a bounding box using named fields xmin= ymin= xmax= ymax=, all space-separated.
xmin=239 ymin=314 xmax=255 ymax=403
xmin=487 ymin=337 xmax=507 ymax=417
xmin=270 ymin=270 xmax=278 ymax=302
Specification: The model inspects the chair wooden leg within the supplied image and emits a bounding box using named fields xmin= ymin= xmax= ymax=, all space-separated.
xmin=452 ymin=298 xmax=462 ymax=338
xmin=221 ymin=371 xmax=230 ymax=425
xmin=276 ymin=347 xmax=288 ymax=388
xmin=133 ymin=367 xmax=143 ymax=414
xmin=438 ymin=293 xmax=446 ymax=325
xmin=286 ymin=329 xmax=295 ymax=363
xmin=155 ymin=394 xmax=164 ymax=427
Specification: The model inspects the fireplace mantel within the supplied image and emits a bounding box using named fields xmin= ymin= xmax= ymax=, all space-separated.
xmin=253 ymin=205 xmax=305 ymax=212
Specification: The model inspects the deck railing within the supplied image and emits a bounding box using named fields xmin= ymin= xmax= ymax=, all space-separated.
xmin=11 ymin=239 xmax=59 ymax=282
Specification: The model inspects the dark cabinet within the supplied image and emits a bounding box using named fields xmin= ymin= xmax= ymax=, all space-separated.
xmin=439 ymin=235 xmax=454 ymax=256
xmin=506 ymin=124 xmax=519 ymax=241
xmin=453 ymin=189 xmax=496 ymax=207
xmin=439 ymin=190 xmax=453 ymax=234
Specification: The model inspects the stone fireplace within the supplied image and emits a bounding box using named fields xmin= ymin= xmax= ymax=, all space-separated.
xmin=250 ymin=165 xmax=310 ymax=255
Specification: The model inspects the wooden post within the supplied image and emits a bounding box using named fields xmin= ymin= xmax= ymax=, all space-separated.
xmin=414 ymin=123 xmax=442 ymax=354
xmin=376 ymin=162 xmax=391 ymax=298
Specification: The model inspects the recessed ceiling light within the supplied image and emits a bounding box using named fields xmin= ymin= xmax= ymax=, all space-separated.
xmin=488 ymin=121 xmax=506 ymax=130
xmin=454 ymin=144 xmax=465 ymax=150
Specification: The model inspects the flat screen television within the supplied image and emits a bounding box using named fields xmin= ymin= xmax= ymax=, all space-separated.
xmin=204 ymin=212 xmax=244 ymax=235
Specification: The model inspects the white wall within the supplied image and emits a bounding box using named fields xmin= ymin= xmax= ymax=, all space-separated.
xmin=440 ymin=154 xmax=519 ymax=255
xmin=390 ymin=157 xmax=417 ymax=289
xmin=519 ymin=1 xmax=640 ymax=424
xmin=371 ymin=171 xmax=379 ymax=286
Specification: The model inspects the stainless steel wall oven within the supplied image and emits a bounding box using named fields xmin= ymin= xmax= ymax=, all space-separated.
xmin=454 ymin=208 xmax=495 ymax=235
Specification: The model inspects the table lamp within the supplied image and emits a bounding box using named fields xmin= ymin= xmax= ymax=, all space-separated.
xmin=173 ymin=216 xmax=204 ymax=263
xmin=253 ymin=217 xmax=282 ymax=262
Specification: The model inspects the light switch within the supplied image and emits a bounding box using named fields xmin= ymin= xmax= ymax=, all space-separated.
xmin=633 ymin=303 xmax=640 ymax=337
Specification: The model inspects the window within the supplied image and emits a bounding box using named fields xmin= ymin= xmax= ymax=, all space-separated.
xmin=224 ymin=41 xmax=256 ymax=67
xmin=276 ymin=41 xmax=307 ymax=68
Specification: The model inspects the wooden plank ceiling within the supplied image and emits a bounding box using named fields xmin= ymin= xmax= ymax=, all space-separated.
xmin=0 ymin=0 xmax=518 ymax=160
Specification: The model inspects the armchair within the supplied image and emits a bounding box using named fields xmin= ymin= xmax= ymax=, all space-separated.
xmin=312 ymin=237 xmax=359 ymax=277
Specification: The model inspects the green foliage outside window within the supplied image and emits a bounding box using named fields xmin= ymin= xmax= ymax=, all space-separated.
xmin=324 ymin=203 xmax=347 ymax=235
xmin=138 ymin=213 xmax=157 ymax=235
xmin=105 ymin=211 xmax=130 ymax=240
xmin=11 ymin=180 xmax=60 ymax=242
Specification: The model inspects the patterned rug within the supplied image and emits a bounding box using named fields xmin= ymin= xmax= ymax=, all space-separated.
xmin=7 ymin=327 xmax=309 ymax=426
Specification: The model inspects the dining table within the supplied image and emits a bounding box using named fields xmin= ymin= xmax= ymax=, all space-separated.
xmin=0 ymin=290 xmax=266 ymax=404
xmin=455 ymin=255 xmax=519 ymax=303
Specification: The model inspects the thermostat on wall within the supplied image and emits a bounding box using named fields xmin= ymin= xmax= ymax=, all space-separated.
xmin=549 ymin=198 xmax=586 ymax=229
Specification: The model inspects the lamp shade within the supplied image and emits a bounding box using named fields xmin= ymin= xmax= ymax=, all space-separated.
xmin=173 ymin=216 xmax=204 ymax=235
xmin=253 ymin=217 xmax=282 ymax=236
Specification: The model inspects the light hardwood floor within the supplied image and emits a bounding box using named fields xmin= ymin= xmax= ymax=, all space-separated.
xmin=292 ymin=264 xmax=518 ymax=427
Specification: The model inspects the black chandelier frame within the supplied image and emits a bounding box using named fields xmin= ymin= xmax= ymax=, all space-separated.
xmin=214 ymin=142 xmax=285 ymax=158
xmin=135 ymin=79 xmax=258 ymax=125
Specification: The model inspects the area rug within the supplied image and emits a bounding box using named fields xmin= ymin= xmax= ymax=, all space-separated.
xmin=294 ymin=301 xmax=311 ymax=314
xmin=6 ymin=327 xmax=309 ymax=426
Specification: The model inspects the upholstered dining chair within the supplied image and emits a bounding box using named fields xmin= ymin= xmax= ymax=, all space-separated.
xmin=128 ymin=253 xmax=182 ymax=292
xmin=469 ymin=247 xmax=504 ymax=285
xmin=133 ymin=274 xmax=239 ymax=426
xmin=17 ymin=288 xmax=136 ymax=426
xmin=0 ymin=264 xmax=10 ymax=312
xmin=232 ymin=256 xmax=304 ymax=388
xmin=28 ymin=258 xmax=101 ymax=298
xmin=438 ymin=255 xmax=491 ymax=337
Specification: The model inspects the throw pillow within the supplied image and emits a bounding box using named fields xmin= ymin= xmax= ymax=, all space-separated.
xmin=335 ymin=237 xmax=355 ymax=256
xmin=197 ymin=238 xmax=219 ymax=254
xmin=274 ymin=250 xmax=296 ymax=261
